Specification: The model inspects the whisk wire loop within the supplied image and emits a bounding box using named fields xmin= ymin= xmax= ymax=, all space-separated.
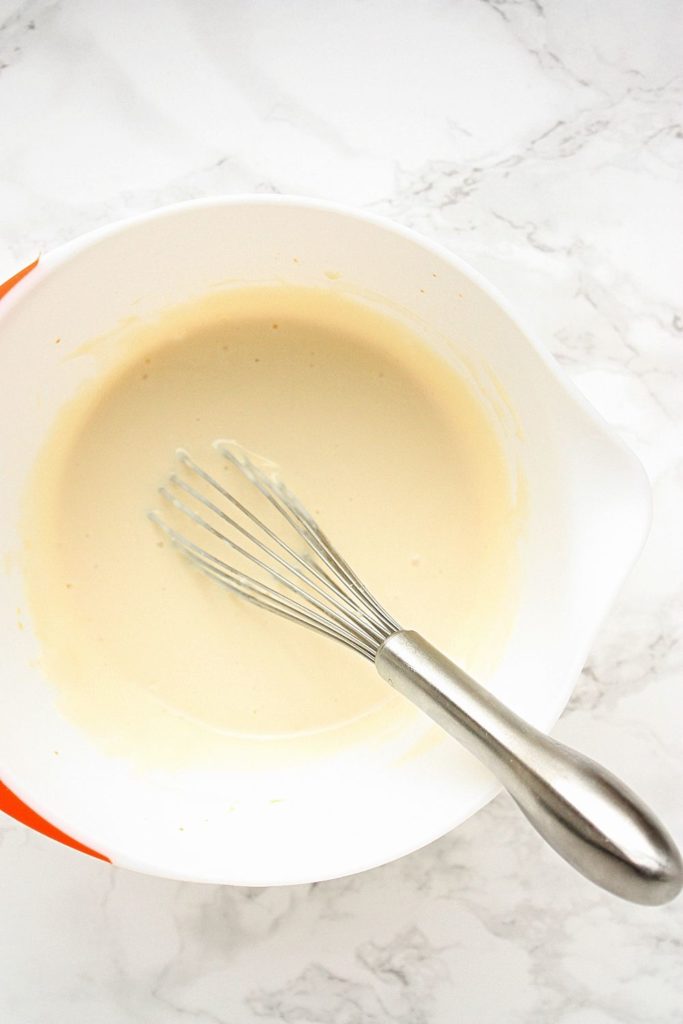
xmin=150 ymin=446 xmax=400 ymax=660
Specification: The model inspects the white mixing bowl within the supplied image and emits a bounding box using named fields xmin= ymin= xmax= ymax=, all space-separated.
xmin=0 ymin=197 xmax=650 ymax=883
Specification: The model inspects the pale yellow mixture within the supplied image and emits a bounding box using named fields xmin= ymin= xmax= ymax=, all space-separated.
xmin=23 ymin=287 xmax=519 ymax=767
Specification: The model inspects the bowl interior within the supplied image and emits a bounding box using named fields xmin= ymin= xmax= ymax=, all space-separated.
xmin=0 ymin=198 xmax=650 ymax=883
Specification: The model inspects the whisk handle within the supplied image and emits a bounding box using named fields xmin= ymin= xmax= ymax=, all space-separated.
xmin=376 ymin=630 xmax=682 ymax=905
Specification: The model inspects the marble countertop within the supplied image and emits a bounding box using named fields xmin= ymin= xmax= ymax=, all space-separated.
xmin=1 ymin=1 xmax=682 ymax=1021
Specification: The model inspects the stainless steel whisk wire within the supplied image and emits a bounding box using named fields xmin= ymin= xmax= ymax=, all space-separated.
xmin=151 ymin=443 xmax=682 ymax=906
xmin=150 ymin=446 xmax=399 ymax=660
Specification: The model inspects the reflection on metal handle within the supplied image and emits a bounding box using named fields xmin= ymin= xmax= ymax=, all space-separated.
xmin=376 ymin=631 xmax=682 ymax=905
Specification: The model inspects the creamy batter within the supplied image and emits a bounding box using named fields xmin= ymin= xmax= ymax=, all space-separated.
xmin=23 ymin=286 xmax=519 ymax=767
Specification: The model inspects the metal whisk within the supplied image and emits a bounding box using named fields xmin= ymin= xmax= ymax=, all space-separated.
xmin=151 ymin=442 xmax=682 ymax=906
